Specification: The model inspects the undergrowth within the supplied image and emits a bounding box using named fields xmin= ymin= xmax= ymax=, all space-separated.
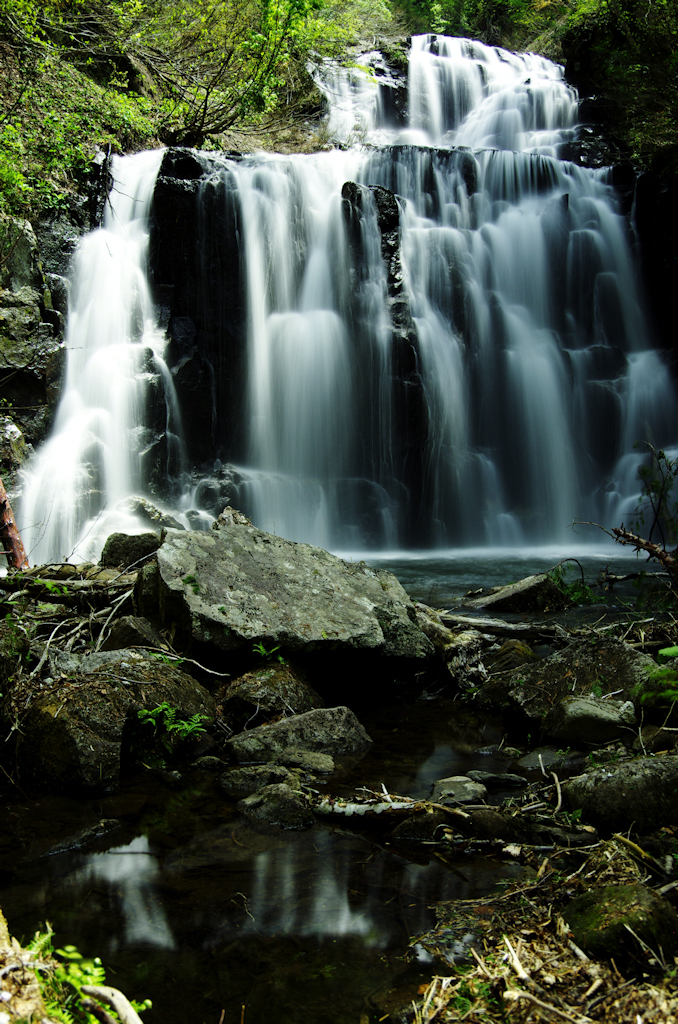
xmin=133 ymin=701 xmax=209 ymax=768
xmin=0 ymin=48 xmax=159 ymax=218
xmin=26 ymin=924 xmax=151 ymax=1023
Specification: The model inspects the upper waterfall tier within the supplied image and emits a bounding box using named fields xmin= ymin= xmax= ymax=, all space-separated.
xmin=316 ymin=34 xmax=577 ymax=154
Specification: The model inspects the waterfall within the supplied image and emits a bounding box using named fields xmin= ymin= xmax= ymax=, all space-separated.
xmin=19 ymin=149 xmax=181 ymax=564
xmin=20 ymin=35 xmax=678 ymax=560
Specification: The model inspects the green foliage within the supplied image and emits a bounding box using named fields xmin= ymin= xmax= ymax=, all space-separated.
xmin=182 ymin=573 xmax=201 ymax=594
xmin=252 ymin=639 xmax=286 ymax=663
xmin=0 ymin=46 xmax=158 ymax=218
xmin=633 ymin=664 xmax=678 ymax=708
xmin=26 ymin=925 xmax=151 ymax=1023
xmin=149 ymin=650 xmax=186 ymax=665
xmin=561 ymin=0 xmax=678 ymax=162
xmin=34 ymin=578 xmax=70 ymax=596
xmin=137 ymin=701 xmax=209 ymax=753
xmin=548 ymin=561 xmax=598 ymax=605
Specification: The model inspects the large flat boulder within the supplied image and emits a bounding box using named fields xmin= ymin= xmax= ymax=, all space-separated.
xmin=139 ymin=517 xmax=434 ymax=659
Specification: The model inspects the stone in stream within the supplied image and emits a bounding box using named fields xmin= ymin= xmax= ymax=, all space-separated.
xmin=237 ymin=783 xmax=315 ymax=830
xmin=220 ymin=764 xmax=300 ymax=798
xmin=431 ymin=776 xmax=487 ymax=805
xmin=228 ymin=706 xmax=372 ymax=763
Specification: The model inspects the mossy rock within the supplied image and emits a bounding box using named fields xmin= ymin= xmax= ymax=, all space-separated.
xmin=562 ymin=882 xmax=678 ymax=970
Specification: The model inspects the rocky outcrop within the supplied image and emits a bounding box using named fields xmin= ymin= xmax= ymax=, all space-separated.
xmin=136 ymin=517 xmax=434 ymax=660
xmin=0 ymin=215 xmax=65 ymax=481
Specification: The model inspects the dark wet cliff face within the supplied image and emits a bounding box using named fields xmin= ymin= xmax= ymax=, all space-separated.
xmin=149 ymin=149 xmax=249 ymax=472
xmin=634 ymin=151 xmax=678 ymax=352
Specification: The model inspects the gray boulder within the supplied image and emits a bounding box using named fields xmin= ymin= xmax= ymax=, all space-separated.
xmin=544 ymin=696 xmax=636 ymax=746
xmin=431 ymin=776 xmax=487 ymax=805
xmin=138 ymin=519 xmax=434 ymax=659
xmin=564 ymin=755 xmax=678 ymax=833
xmin=228 ymin=706 xmax=372 ymax=763
xmin=99 ymin=614 xmax=167 ymax=652
xmin=100 ymin=532 xmax=161 ymax=568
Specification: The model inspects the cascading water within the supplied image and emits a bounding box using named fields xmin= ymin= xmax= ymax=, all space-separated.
xmin=20 ymin=35 xmax=678 ymax=560
xmin=19 ymin=149 xmax=182 ymax=563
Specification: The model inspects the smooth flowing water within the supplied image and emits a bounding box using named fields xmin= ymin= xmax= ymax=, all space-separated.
xmin=19 ymin=150 xmax=178 ymax=563
xmin=18 ymin=35 xmax=678 ymax=561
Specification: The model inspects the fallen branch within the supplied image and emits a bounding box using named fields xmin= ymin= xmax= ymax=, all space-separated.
xmin=611 ymin=526 xmax=678 ymax=577
xmin=503 ymin=988 xmax=593 ymax=1023
xmin=80 ymin=985 xmax=144 ymax=1024
xmin=439 ymin=611 xmax=562 ymax=640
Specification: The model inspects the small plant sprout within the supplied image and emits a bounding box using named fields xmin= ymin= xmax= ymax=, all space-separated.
xmin=252 ymin=640 xmax=286 ymax=664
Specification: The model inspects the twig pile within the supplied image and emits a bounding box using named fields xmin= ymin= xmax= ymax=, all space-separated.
xmin=411 ymin=838 xmax=678 ymax=1023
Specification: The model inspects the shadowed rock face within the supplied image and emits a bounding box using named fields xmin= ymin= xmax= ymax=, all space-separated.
xmin=138 ymin=518 xmax=435 ymax=660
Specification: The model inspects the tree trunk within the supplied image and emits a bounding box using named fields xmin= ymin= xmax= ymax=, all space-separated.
xmin=0 ymin=478 xmax=29 ymax=570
